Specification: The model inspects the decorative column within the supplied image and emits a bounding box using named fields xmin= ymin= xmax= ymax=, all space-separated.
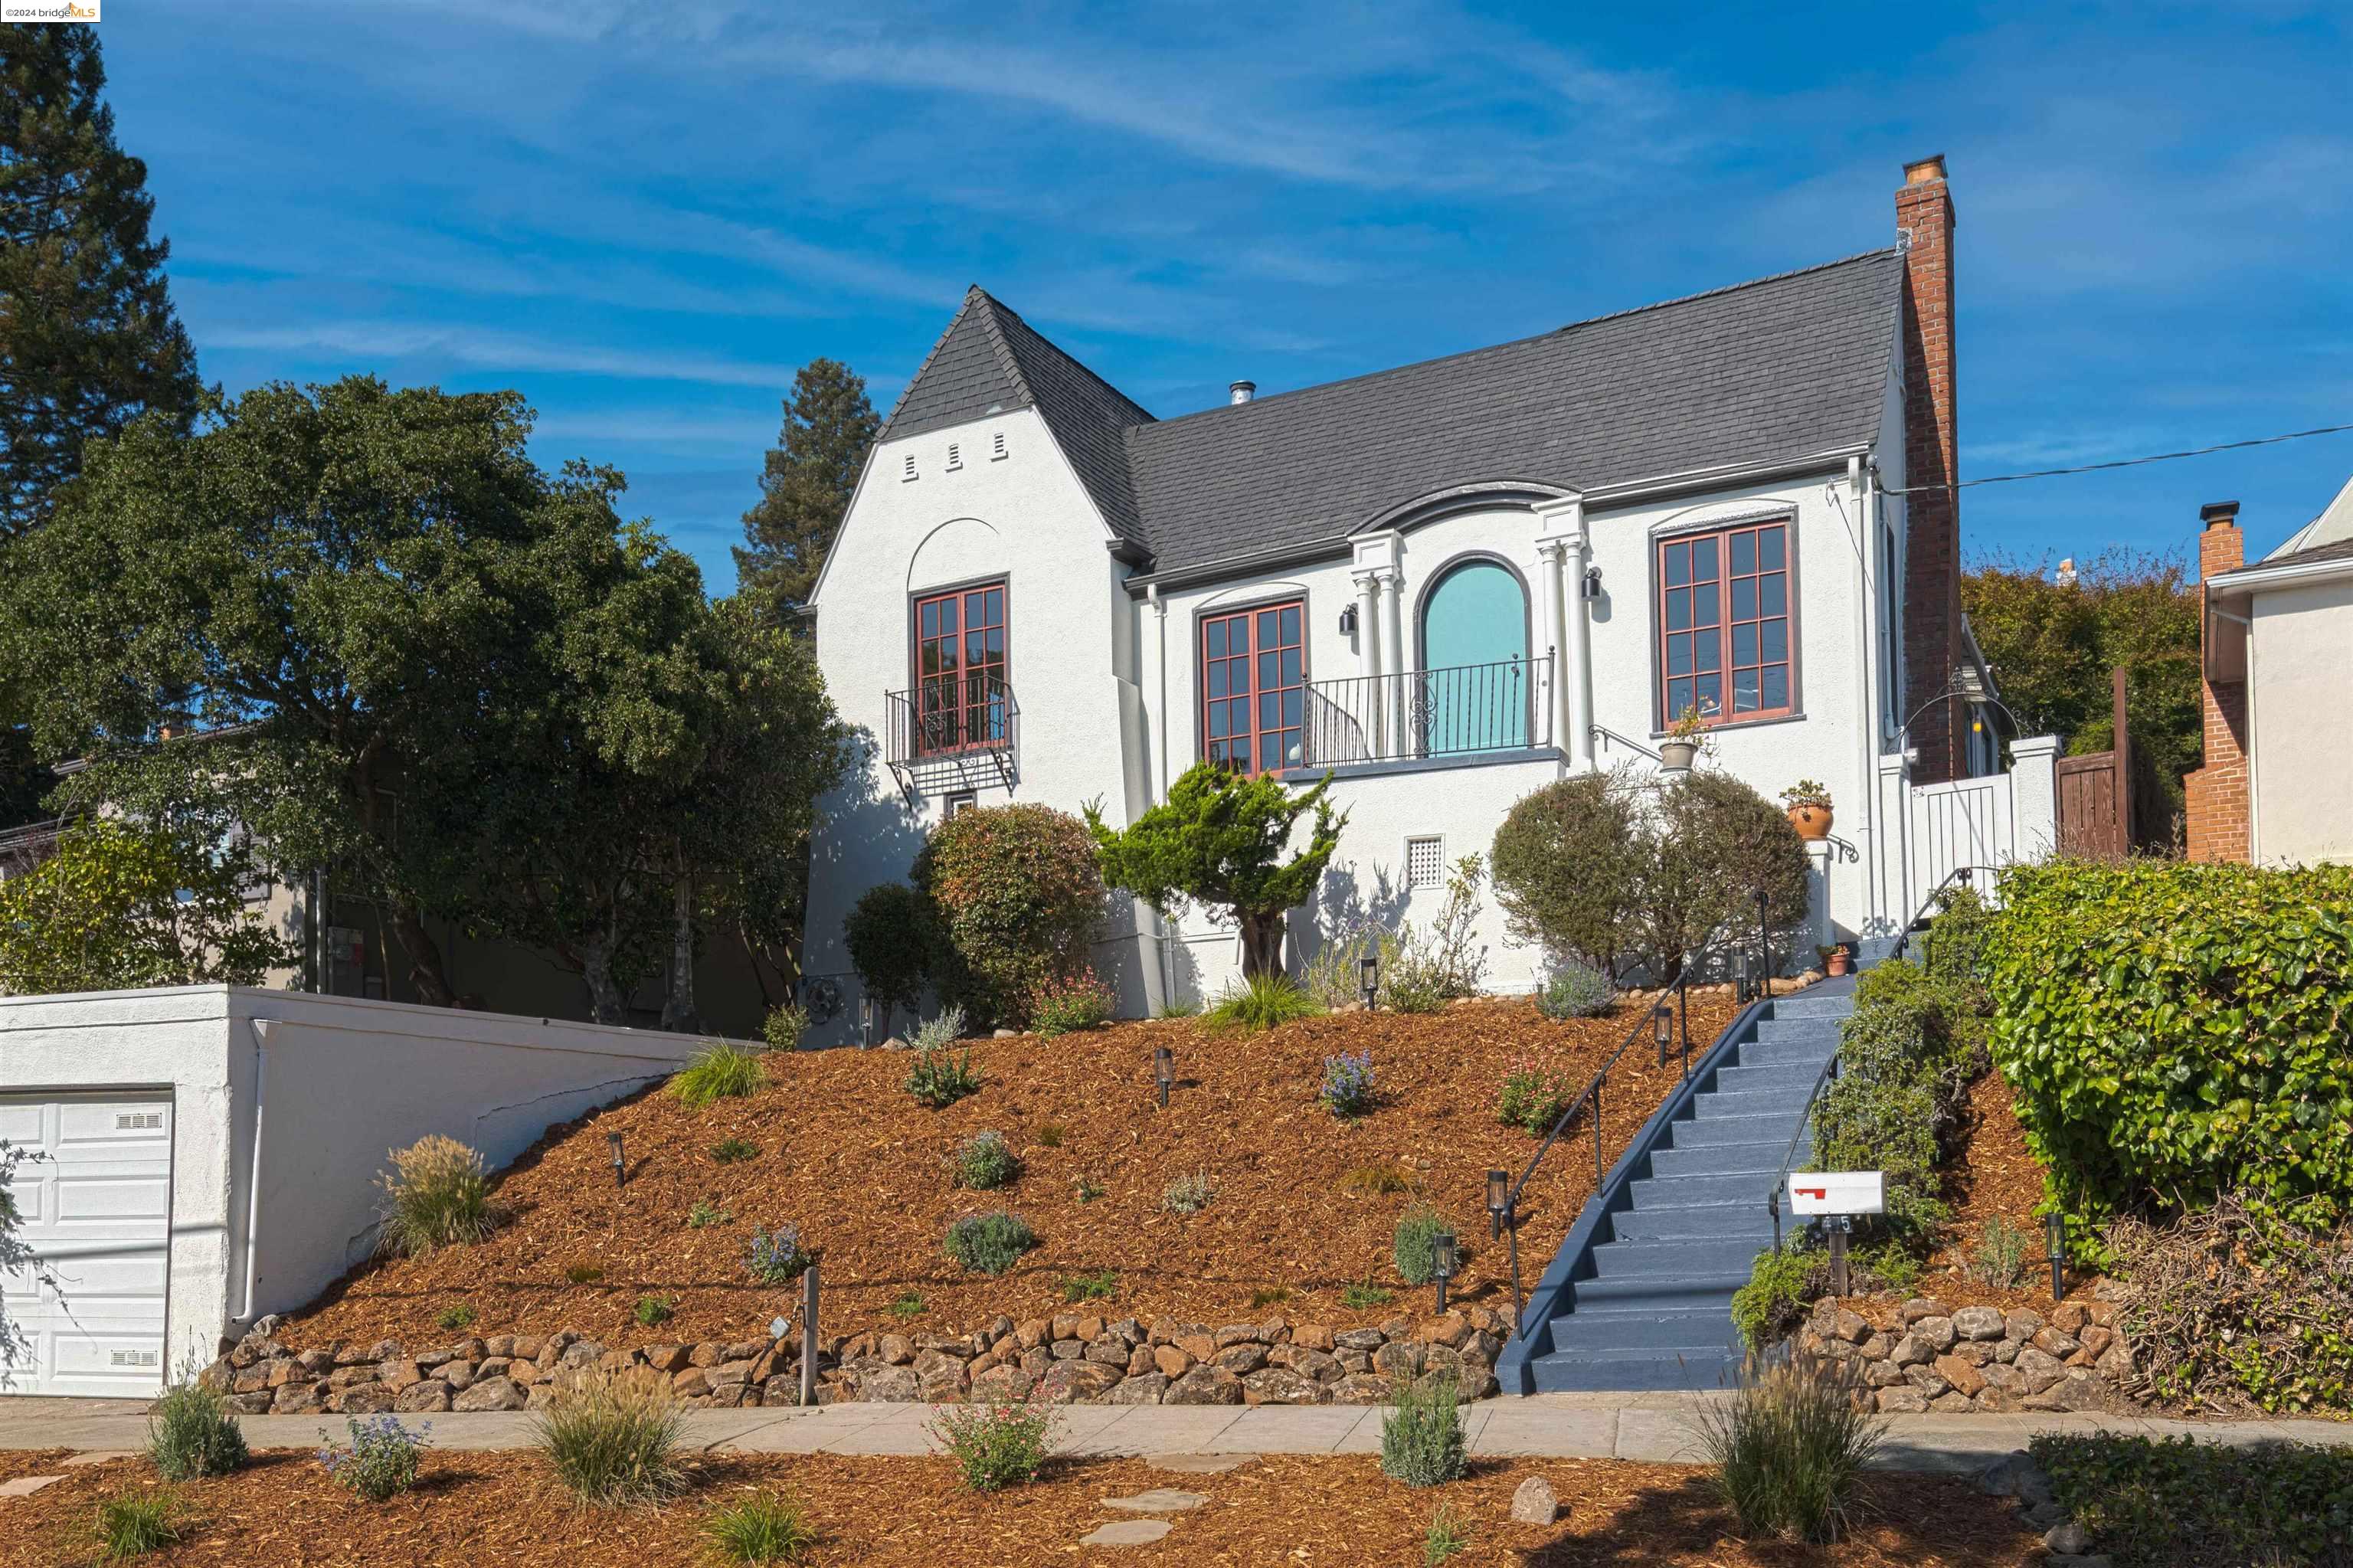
xmin=1353 ymin=571 xmax=1382 ymax=679
xmin=1534 ymin=540 xmax=1566 ymax=754
xmin=1379 ymin=565 xmax=1407 ymax=758
xmin=1534 ymin=495 xmax=1593 ymax=771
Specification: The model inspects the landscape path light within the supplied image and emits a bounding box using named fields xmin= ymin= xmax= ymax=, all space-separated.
xmin=1651 ymin=1000 xmax=1673 ymax=1065
xmin=607 ymin=1131 xmax=626 ymax=1188
xmin=1432 ymin=1229 xmax=1458 ymax=1314
xmin=1484 ymin=1170 xmax=1509 ymax=1238
xmin=1358 ymin=954 xmax=1379 ymax=1010
xmin=2046 ymin=1212 xmax=2067 ymax=1302
xmin=1153 ymin=1044 xmax=1175 ymax=1109
xmin=859 ymin=996 xmax=877 ymax=1048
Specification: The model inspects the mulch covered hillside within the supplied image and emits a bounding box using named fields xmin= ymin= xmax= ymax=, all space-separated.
xmin=287 ymin=994 xmax=1736 ymax=1350
xmin=5 ymin=1449 xmax=2042 ymax=1566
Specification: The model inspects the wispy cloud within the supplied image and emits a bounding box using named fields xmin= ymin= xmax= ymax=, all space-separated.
xmin=205 ymin=322 xmax=796 ymax=389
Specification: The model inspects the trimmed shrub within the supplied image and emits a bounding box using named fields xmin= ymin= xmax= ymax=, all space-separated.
xmin=745 ymin=1223 xmax=810 ymax=1285
xmin=1319 ymin=1049 xmax=1376 ymax=1118
xmin=954 ymin=1130 xmax=1019 ymax=1190
xmin=669 ymin=1041 xmax=768 ymax=1108
xmin=1029 ymin=967 xmax=1114 ymax=1037
xmin=375 ymin=1134 xmax=495 ymax=1256
xmin=1379 ymin=1372 xmax=1467 ymax=1486
xmin=2033 ymin=1429 xmax=2353 ymax=1568
xmin=916 ymin=803 xmax=1106 ymax=1027
xmin=93 ymin=1492 xmax=189 ymax=1560
xmin=148 ymin=1378 xmax=248 ymax=1480
xmin=318 ymin=1414 xmax=427 ymax=1502
xmin=761 ymin=1004 xmax=810 ymax=1052
xmin=843 ymin=880 xmax=940 ymax=1016
xmin=1392 ymin=1203 xmax=1453 ymax=1286
xmin=1203 ymin=971 xmax=1321 ymax=1032
xmin=1641 ymin=769 xmax=1811 ymax=979
xmin=1496 ymin=1054 xmax=1581 ymax=1137
xmin=1696 ymin=1351 xmax=1883 ymax=1543
xmin=928 ymin=1395 xmax=1057 ymax=1491
xmin=944 ymin=1210 xmax=1036 ymax=1275
xmin=1811 ymin=955 xmax=1985 ymax=1246
xmin=1985 ymin=859 xmax=2353 ymax=1232
xmin=1535 ymin=961 xmax=1615 ymax=1020
xmin=700 ymin=1489 xmax=821 ymax=1564
xmin=532 ymin=1373 xmax=686 ymax=1507
xmin=1491 ymin=771 xmax=1647 ymax=977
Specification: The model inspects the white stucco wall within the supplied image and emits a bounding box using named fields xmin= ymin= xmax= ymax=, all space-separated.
xmin=2247 ymin=577 xmax=2353 ymax=866
xmin=1 ymin=987 xmax=715 ymax=1383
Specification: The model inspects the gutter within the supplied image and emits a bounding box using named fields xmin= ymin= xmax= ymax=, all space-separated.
xmin=2205 ymin=553 xmax=2353 ymax=596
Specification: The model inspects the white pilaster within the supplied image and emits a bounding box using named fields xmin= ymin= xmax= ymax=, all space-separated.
xmin=1535 ymin=540 xmax=1566 ymax=755
xmin=1533 ymin=496 xmax=1593 ymax=771
xmin=1378 ymin=566 xmax=1407 ymax=757
xmin=1352 ymin=571 xmax=1383 ymax=679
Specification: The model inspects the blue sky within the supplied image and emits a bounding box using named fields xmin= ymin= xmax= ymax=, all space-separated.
xmin=101 ymin=1 xmax=2351 ymax=590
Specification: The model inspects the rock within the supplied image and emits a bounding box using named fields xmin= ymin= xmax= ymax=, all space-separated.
xmin=1901 ymin=1366 xmax=1951 ymax=1399
xmin=970 ymin=1363 xmax=1035 ymax=1403
xmin=1162 ymin=1364 xmax=1242 ymax=1405
xmin=2022 ymin=1499 xmax=2067 ymax=1529
xmin=1975 ymin=1384 xmax=2022 ymax=1412
xmin=1039 ymin=1360 xmax=1122 ymax=1404
xmin=1079 ymin=1520 xmax=1173 ymax=1547
xmin=1858 ymin=1333 xmax=1893 ymax=1360
xmin=476 ymin=1357 xmax=512 ymax=1380
xmin=1019 ymin=1348 xmax=1049 ymax=1376
xmin=1049 ymin=1340 xmax=1085 ymax=1360
xmin=1327 ymin=1373 xmax=1395 ymax=1405
xmin=1333 ymin=1327 xmax=1386 ymax=1352
xmin=452 ymin=1376 xmax=526 ymax=1413
xmin=1913 ymin=1316 xmax=1958 ymax=1353
xmin=987 ymin=1314 xmax=1016 ymax=1344
xmin=510 ymin=1336 xmax=546 ymax=1362
xmin=1978 ymin=1363 xmax=2028 ymax=1393
xmin=1875 ymin=1386 xmax=1929 ymax=1413
xmin=1373 ymin=1340 xmax=1425 ymax=1379
xmin=558 ymin=1340 xmax=604 ymax=1368
xmin=438 ymin=1360 xmax=477 ymax=1392
xmin=1865 ymin=1359 xmax=1906 ymax=1388
xmin=1509 ymin=1475 xmax=1561 ymax=1526
xmin=1015 ymin=1319 xmax=1049 ymax=1350
xmin=1933 ymin=1354 xmax=1987 ymax=1397
xmin=394 ymin=1381 xmax=450 ymax=1413
xmin=2024 ymin=1370 xmax=2119 ymax=1414
xmin=1215 ymin=1344 xmax=1268 ymax=1376
xmin=270 ymin=1381 xmax=326 ymax=1414
xmin=1272 ymin=1346 xmax=1340 ymax=1382
xmin=1889 ymin=1333 xmax=1932 ymax=1368
xmin=449 ymin=1337 xmax=487 ymax=1363
xmin=1154 ymin=1345 xmax=1193 ymax=1379
xmin=1952 ymin=1306 xmax=2007 ymax=1341
xmin=332 ymin=1383 xmax=392 ymax=1415
xmin=879 ymin=1334 xmax=914 ymax=1366
xmin=2094 ymin=1338 xmax=2132 ymax=1380
xmin=860 ymin=1366 xmax=921 ymax=1403
xmin=1124 ymin=1347 xmax=1155 ymax=1377
xmin=1834 ymin=1308 xmax=1871 ymax=1343
xmin=688 ymin=1341 xmax=726 ymax=1368
xmin=1900 ymin=1297 xmax=1950 ymax=1325
xmin=1931 ymin=1390 xmax=1976 ymax=1412
xmin=1417 ymin=1313 xmax=1472 ymax=1347
xmin=2032 ymin=1327 xmax=2081 ymax=1358
xmin=2012 ymin=1347 xmax=2068 ymax=1393
xmin=525 ymin=1384 xmax=559 ymax=1409
xmin=1075 ymin=1315 xmax=1106 ymax=1344
xmin=1173 ymin=1333 xmax=1216 ymax=1363
xmin=231 ymin=1362 xmax=273 ymax=1395
xmin=2004 ymin=1308 xmax=2045 ymax=1340
xmin=1292 ymin=1324 xmax=1334 ymax=1353
xmin=2050 ymin=1302 xmax=2089 ymax=1334
xmin=1102 ymin=1488 xmax=1206 ymax=1514
xmin=2075 ymin=1324 xmax=2115 ymax=1360
xmin=296 ymin=1348 xmax=337 ymax=1374
xmin=1241 ymin=1368 xmax=1321 ymax=1406
xmin=224 ymin=1390 xmax=275 ymax=1414
xmin=1105 ymin=1372 xmax=1168 ymax=1405
xmin=1086 ymin=1340 xmax=1131 ymax=1367
xmin=1949 ymin=1340 xmax=1998 ymax=1368
xmin=2045 ymin=1521 xmax=2090 ymax=1555
xmin=1334 ymin=1350 xmax=1373 ymax=1374
xmin=1213 ymin=1323 xmax=1262 ymax=1349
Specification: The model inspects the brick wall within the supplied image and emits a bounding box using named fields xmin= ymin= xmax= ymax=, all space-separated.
xmin=1898 ymin=156 xmax=1967 ymax=784
xmin=2184 ymin=502 xmax=2250 ymax=863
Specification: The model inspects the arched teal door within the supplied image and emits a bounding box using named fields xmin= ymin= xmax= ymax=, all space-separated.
xmin=1418 ymin=558 xmax=1530 ymax=754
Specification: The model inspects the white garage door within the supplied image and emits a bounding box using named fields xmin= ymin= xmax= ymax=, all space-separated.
xmin=1 ymin=1092 xmax=173 ymax=1397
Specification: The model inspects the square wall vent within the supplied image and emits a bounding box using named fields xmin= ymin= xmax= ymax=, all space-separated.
xmin=1405 ymin=835 xmax=1444 ymax=890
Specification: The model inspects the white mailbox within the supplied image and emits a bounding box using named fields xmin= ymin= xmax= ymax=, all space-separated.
xmin=1787 ymin=1170 xmax=1885 ymax=1217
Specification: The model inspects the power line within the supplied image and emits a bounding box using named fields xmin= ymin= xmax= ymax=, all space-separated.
xmin=1880 ymin=421 xmax=2353 ymax=495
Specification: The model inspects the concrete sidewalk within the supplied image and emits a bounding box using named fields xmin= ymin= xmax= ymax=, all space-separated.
xmin=5 ymin=1394 xmax=2349 ymax=1474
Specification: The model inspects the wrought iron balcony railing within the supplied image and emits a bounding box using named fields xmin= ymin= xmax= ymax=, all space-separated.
xmin=1302 ymin=653 xmax=1552 ymax=767
xmin=885 ymin=676 xmax=1019 ymax=797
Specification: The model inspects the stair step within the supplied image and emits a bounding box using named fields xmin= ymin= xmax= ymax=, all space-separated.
xmin=1691 ymin=1085 xmax=1821 ymax=1118
xmin=1610 ymin=1207 xmax=1777 ymax=1244
xmin=1735 ymin=1035 xmax=1841 ymax=1066
xmin=1541 ymin=1310 xmax=1745 ymax=1352
xmin=1527 ymin=1347 xmax=1746 ymax=1393
xmin=1768 ymin=995 xmax=1854 ymax=1020
xmin=1752 ymin=1016 xmax=1847 ymax=1044
xmin=1647 ymin=1139 xmax=1806 ymax=1178
xmin=1662 ymin=1111 xmax=1811 ymax=1148
xmin=1586 ymin=1235 xmax=1765 ymax=1279
xmin=1627 ymin=1170 xmax=1785 ymax=1210
xmin=1710 ymin=1062 xmax=1830 ymax=1095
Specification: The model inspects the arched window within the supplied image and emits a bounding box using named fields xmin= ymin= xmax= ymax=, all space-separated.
xmin=1417 ymin=558 xmax=1530 ymax=754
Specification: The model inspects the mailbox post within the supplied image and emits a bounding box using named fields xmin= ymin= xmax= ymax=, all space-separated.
xmin=1785 ymin=1171 xmax=1886 ymax=1295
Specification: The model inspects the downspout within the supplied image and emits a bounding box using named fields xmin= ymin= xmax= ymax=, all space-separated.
xmin=1145 ymin=584 xmax=1174 ymax=1007
xmin=235 ymin=1018 xmax=271 ymax=1324
xmin=1848 ymin=455 xmax=1881 ymax=938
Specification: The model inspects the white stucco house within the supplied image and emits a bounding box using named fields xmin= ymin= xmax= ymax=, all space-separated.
xmin=2188 ymin=481 xmax=2353 ymax=866
xmin=800 ymin=157 xmax=2058 ymax=1043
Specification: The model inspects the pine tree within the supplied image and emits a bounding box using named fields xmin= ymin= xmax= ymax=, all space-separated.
xmin=0 ymin=28 xmax=200 ymax=538
xmin=732 ymin=358 xmax=877 ymax=618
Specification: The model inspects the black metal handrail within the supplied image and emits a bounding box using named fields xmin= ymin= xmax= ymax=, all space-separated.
xmin=1303 ymin=653 xmax=1550 ymax=766
xmin=1493 ymin=899 xmax=1765 ymax=1323
xmin=1762 ymin=863 xmax=1995 ymax=1253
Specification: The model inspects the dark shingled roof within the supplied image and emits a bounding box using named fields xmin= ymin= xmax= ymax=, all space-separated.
xmin=882 ymin=250 xmax=1905 ymax=578
xmin=2247 ymin=534 xmax=2353 ymax=574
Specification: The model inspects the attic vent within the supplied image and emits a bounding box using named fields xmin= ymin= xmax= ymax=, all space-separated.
xmin=1405 ymin=835 xmax=1444 ymax=890
xmin=990 ymin=431 xmax=1007 ymax=461
xmin=902 ymin=453 xmax=918 ymax=483
xmin=947 ymin=442 xmax=963 ymax=471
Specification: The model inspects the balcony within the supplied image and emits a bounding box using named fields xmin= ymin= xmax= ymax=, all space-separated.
xmin=885 ymin=675 xmax=1019 ymax=800
xmin=1301 ymin=653 xmax=1553 ymax=773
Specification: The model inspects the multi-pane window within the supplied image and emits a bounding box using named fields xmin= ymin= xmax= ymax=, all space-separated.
xmin=912 ymin=581 xmax=1008 ymax=754
xmin=1202 ymin=601 xmax=1304 ymax=774
xmin=1659 ymin=522 xmax=1792 ymax=725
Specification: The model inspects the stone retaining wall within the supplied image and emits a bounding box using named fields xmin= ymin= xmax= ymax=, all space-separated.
xmin=206 ymin=1304 xmax=1516 ymax=1415
xmin=1797 ymin=1296 xmax=2135 ymax=1415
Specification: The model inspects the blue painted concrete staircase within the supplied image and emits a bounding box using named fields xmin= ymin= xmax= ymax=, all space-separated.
xmin=1500 ymin=978 xmax=1855 ymax=1393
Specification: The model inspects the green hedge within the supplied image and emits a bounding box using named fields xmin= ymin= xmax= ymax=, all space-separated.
xmin=2031 ymin=1431 xmax=2353 ymax=1568
xmin=1984 ymin=860 xmax=2353 ymax=1232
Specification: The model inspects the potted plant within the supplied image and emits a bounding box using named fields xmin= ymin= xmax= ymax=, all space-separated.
xmin=1779 ymin=779 xmax=1833 ymax=840
xmin=1659 ymin=701 xmax=1714 ymax=772
xmin=1824 ymin=943 xmax=1852 ymax=977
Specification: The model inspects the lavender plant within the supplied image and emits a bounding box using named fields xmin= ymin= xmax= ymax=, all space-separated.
xmin=745 ymin=1223 xmax=810 ymax=1285
xmin=319 ymin=1414 xmax=427 ymax=1502
xmin=1320 ymin=1049 xmax=1377 ymax=1118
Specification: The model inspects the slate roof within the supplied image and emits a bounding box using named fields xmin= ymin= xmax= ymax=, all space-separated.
xmin=2238 ymin=534 xmax=2353 ymax=575
xmin=881 ymin=250 xmax=1905 ymax=578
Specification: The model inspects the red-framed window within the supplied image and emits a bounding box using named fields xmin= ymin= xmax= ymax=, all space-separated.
xmin=912 ymin=581 xmax=1008 ymax=754
xmin=1201 ymin=600 xmax=1304 ymax=774
xmin=1659 ymin=521 xmax=1792 ymax=725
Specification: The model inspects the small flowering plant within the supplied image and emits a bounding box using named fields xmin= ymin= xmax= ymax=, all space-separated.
xmin=1320 ymin=1049 xmax=1377 ymax=1119
xmin=1029 ymin=967 xmax=1114 ymax=1038
xmin=318 ymin=1414 xmax=427 ymax=1502
xmin=746 ymin=1222 xmax=811 ymax=1285
xmin=1497 ymin=1054 xmax=1581 ymax=1137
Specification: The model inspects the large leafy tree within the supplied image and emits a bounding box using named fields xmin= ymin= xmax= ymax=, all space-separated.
xmin=1085 ymin=763 xmax=1345 ymax=978
xmin=0 ymin=28 xmax=199 ymax=538
xmin=1962 ymin=550 xmax=2201 ymax=816
xmin=732 ymin=358 xmax=876 ymax=619
xmin=1 ymin=377 xmax=556 ymax=1006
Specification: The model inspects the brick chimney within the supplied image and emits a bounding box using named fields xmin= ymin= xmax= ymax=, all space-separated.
xmin=1897 ymin=154 xmax=1965 ymax=782
xmin=2184 ymin=500 xmax=2250 ymax=862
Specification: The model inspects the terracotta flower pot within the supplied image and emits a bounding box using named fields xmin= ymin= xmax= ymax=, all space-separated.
xmin=1826 ymin=947 xmax=1851 ymax=977
xmin=1786 ymin=804 xmax=1833 ymax=841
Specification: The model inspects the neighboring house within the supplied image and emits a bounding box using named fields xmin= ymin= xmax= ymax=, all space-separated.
xmin=803 ymin=156 xmax=2060 ymax=1041
xmin=2187 ymin=483 xmax=2353 ymax=866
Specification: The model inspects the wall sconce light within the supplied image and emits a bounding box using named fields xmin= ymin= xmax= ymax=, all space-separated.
xmin=1339 ymin=604 xmax=1358 ymax=636
xmin=1153 ymin=1045 xmax=1175 ymax=1109
xmin=1432 ymin=1230 xmax=1458 ymax=1314
xmin=1582 ymin=565 xmax=1603 ymax=600
xmin=607 ymin=1131 xmax=626 ymax=1188
xmin=1357 ymin=954 xmax=1379 ymax=1011
xmin=2045 ymin=1211 xmax=2067 ymax=1302
xmin=1484 ymin=1170 xmax=1509 ymax=1239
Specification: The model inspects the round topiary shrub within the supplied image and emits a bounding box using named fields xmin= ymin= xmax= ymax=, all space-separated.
xmin=1642 ymin=769 xmax=1812 ymax=977
xmin=915 ymin=804 xmax=1106 ymax=1027
xmin=1491 ymin=771 xmax=1647 ymax=977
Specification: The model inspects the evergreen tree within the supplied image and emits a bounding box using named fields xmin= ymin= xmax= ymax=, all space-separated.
xmin=0 ymin=28 xmax=200 ymax=537
xmin=732 ymin=358 xmax=877 ymax=617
